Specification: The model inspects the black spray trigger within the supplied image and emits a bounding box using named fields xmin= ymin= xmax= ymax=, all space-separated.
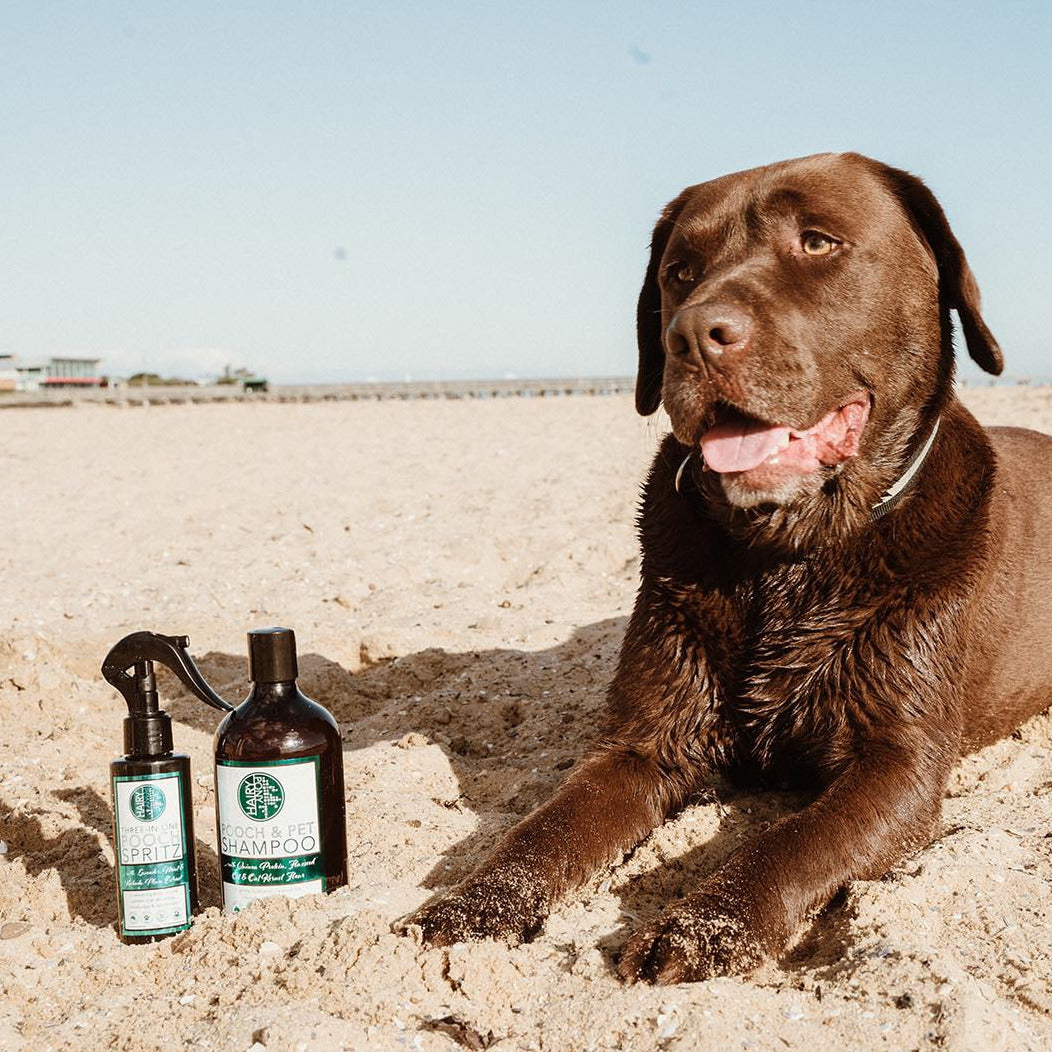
xmin=102 ymin=631 xmax=234 ymax=716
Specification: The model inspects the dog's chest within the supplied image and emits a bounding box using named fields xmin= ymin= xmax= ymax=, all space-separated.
xmin=679 ymin=563 xmax=883 ymax=775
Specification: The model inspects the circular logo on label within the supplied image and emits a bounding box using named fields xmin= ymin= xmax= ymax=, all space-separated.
xmin=237 ymin=772 xmax=285 ymax=821
xmin=129 ymin=784 xmax=167 ymax=822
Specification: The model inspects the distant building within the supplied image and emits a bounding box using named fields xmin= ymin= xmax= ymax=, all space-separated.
xmin=219 ymin=364 xmax=268 ymax=393
xmin=0 ymin=355 xmax=16 ymax=392
xmin=41 ymin=356 xmax=103 ymax=388
xmin=0 ymin=355 xmax=103 ymax=392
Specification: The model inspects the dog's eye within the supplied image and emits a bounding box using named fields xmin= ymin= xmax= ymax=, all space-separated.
xmin=800 ymin=232 xmax=839 ymax=256
xmin=668 ymin=262 xmax=697 ymax=284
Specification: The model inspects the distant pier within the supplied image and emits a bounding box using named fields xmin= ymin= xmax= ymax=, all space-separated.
xmin=0 ymin=376 xmax=637 ymax=409
xmin=0 ymin=374 xmax=1039 ymax=410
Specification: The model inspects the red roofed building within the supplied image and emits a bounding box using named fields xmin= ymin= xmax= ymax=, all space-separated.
xmin=0 ymin=355 xmax=103 ymax=391
xmin=42 ymin=357 xmax=103 ymax=387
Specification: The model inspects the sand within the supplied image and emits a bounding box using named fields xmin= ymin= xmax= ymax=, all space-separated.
xmin=1 ymin=386 xmax=1050 ymax=1051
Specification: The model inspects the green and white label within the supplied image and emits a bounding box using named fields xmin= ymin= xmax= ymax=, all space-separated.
xmin=216 ymin=756 xmax=325 ymax=913
xmin=113 ymin=773 xmax=191 ymax=936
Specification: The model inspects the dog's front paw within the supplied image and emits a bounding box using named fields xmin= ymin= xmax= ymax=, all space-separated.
xmin=618 ymin=894 xmax=767 ymax=984
xmin=402 ymin=872 xmax=548 ymax=947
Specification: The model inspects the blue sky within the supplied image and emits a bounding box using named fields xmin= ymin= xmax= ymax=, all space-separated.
xmin=3 ymin=2 xmax=1050 ymax=383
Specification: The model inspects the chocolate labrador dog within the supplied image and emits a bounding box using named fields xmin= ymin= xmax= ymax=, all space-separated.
xmin=409 ymin=152 xmax=1052 ymax=982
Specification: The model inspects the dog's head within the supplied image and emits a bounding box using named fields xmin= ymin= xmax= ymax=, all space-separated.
xmin=636 ymin=153 xmax=1001 ymax=524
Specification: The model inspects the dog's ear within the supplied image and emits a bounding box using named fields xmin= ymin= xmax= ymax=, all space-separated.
xmin=636 ymin=196 xmax=686 ymax=415
xmin=874 ymin=161 xmax=1003 ymax=375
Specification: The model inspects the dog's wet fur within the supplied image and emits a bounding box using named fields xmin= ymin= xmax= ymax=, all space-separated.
xmin=407 ymin=153 xmax=1052 ymax=983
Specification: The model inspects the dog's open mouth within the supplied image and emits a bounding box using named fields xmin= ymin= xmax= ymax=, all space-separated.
xmin=700 ymin=392 xmax=871 ymax=476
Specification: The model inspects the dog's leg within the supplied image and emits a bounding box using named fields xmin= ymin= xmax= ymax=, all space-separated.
xmin=407 ymin=747 xmax=677 ymax=946
xmin=619 ymin=744 xmax=950 ymax=982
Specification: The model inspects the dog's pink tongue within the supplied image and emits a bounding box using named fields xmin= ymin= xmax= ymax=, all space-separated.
xmin=701 ymin=419 xmax=790 ymax=473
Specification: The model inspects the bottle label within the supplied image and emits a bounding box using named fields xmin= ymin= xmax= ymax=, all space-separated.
xmin=112 ymin=772 xmax=192 ymax=936
xmin=216 ymin=756 xmax=325 ymax=913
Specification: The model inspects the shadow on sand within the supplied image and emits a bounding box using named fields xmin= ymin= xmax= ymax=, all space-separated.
xmin=0 ymin=785 xmax=225 ymax=930
xmin=171 ymin=619 xmax=841 ymax=971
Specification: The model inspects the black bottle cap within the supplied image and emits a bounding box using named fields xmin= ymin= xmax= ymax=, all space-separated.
xmin=247 ymin=627 xmax=298 ymax=683
xmin=124 ymin=713 xmax=174 ymax=757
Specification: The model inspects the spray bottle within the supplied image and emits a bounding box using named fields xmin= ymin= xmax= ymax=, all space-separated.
xmin=102 ymin=632 xmax=233 ymax=943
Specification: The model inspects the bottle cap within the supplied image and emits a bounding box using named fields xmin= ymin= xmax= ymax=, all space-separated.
xmin=247 ymin=627 xmax=298 ymax=683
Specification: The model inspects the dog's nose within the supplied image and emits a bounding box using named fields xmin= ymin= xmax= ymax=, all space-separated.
xmin=666 ymin=304 xmax=753 ymax=363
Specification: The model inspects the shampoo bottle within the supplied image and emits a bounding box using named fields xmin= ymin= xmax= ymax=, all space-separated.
xmin=214 ymin=628 xmax=348 ymax=912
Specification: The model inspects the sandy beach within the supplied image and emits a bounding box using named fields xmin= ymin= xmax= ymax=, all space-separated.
xmin=1 ymin=385 xmax=1051 ymax=1051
